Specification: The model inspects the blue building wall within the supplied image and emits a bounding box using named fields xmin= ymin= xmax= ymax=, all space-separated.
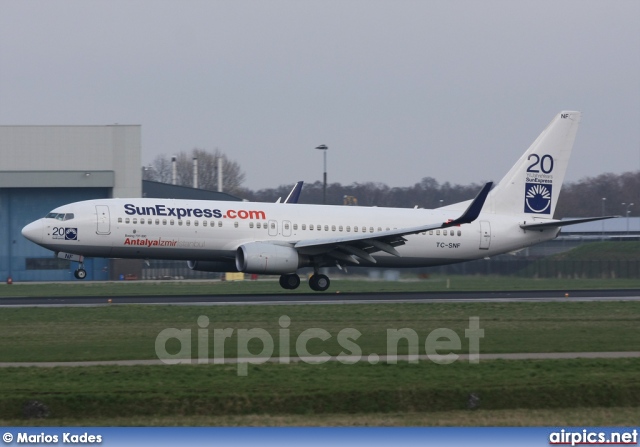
xmin=0 ymin=188 xmax=110 ymax=281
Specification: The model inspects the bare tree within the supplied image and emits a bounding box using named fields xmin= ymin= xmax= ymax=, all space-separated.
xmin=143 ymin=156 xmax=172 ymax=183
xmin=145 ymin=148 xmax=246 ymax=195
xmin=555 ymin=171 xmax=640 ymax=217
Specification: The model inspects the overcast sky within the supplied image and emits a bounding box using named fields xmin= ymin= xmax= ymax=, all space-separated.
xmin=1 ymin=1 xmax=638 ymax=191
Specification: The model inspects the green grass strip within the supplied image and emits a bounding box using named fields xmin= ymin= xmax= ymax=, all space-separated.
xmin=1 ymin=358 xmax=639 ymax=419
xmin=0 ymin=302 xmax=639 ymax=362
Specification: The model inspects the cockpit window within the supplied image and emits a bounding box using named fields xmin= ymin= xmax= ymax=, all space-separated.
xmin=46 ymin=212 xmax=74 ymax=221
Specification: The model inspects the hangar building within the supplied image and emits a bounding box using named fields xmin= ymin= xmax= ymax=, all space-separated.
xmin=1 ymin=125 xmax=141 ymax=281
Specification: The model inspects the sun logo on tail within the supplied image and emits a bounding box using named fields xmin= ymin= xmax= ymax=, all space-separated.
xmin=524 ymin=183 xmax=552 ymax=214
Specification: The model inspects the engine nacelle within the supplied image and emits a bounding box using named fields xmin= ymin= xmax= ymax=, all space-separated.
xmin=235 ymin=242 xmax=304 ymax=274
xmin=187 ymin=260 xmax=239 ymax=272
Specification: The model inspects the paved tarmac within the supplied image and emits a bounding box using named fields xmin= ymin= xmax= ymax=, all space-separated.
xmin=1 ymin=289 xmax=639 ymax=307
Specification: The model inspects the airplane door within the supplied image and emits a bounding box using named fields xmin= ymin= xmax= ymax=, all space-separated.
xmin=268 ymin=220 xmax=278 ymax=237
xmin=479 ymin=221 xmax=491 ymax=250
xmin=282 ymin=220 xmax=292 ymax=237
xmin=96 ymin=205 xmax=111 ymax=235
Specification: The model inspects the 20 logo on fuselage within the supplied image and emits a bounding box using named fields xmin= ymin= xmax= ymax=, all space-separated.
xmin=52 ymin=227 xmax=78 ymax=240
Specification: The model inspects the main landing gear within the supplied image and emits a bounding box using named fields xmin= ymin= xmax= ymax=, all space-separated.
xmin=279 ymin=273 xmax=301 ymax=290
xmin=278 ymin=273 xmax=330 ymax=292
xmin=309 ymin=274 xmax=330 ymax=292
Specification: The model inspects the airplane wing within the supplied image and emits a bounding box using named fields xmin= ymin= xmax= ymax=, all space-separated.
xmin=520 ymin=216 xmax=619 ymax=230
xmin=276 ymin=181 xmax=304 ymax=204
xmin=293 ymin=182 xmax=493 ymax=265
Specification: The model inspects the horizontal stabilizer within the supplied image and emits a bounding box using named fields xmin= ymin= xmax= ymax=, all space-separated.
xmin=520 ymin=216 xmax=619 ymax=230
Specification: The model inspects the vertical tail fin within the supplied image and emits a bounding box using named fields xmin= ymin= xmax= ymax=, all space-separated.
xmin=486 ymin=111 xmax=581 ymax=218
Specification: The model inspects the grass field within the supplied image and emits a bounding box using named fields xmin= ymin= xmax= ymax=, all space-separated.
xmin=0 ymin=359 xmax=638 ymax=422
xmin=0 ymin=301 xmax=639 ymax=362
xmin=551 ymin=241 xmax=640 ymax=261
xmin=0 ymin=298 xmax=639 ymax=425
xmin=1 ymin=278 xmax=639 ymax=426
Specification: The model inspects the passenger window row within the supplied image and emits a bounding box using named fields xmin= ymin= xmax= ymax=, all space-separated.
xmin=116 ymin=218 xmax=462 ymax=237
xmin=118 ymin=217 xmax=223 ymax=227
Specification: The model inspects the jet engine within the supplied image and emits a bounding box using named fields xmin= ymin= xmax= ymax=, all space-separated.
xmin=235 ymin=242 xmax=305 ymax=274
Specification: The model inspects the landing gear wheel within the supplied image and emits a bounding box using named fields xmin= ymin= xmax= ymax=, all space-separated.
xmin=74 ymin=268 xmax=87 ymax=280
xmin=309 ymin=274 xmax=330 ymax=292
xmin=279 ymin=274 xmax=301 ymax=290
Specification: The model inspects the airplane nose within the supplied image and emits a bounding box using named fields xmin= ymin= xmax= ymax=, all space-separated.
xmin=22 ymin=220 xmax=44 ymax=244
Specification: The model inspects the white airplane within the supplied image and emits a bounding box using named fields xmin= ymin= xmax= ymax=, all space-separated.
xmin=22 ymin=111 xmax=615 ymax=291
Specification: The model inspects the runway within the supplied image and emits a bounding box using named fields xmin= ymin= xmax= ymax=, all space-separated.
xmin=1 ymin=289 xmax=639 ymax=307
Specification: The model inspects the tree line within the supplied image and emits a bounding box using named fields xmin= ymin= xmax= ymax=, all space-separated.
xmin=145 ymin=150 xmax=639 ymax=218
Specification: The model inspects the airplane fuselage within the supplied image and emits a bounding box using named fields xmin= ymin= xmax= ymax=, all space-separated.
xmin=23 ymin=198 xmax=558 ymax=268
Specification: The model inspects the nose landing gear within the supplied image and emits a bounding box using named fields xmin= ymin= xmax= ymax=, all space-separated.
xmin=74 ymin=260 xmax=87 ymax=280
xmin=56 ymin=252 xmax=87 ymax=280
xmin=74 ymin=265 xmax=87 ymax=279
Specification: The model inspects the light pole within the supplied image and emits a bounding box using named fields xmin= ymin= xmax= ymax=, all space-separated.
xmin=622 ymin=202 xmax=634 ymax=235
xmin=315 ymin=144 xmax=328 ymax=204
xmin=601 ymin=197 xmax=606 ymax=236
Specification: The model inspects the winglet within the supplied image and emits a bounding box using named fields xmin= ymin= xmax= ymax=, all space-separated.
xmin=283 ymin=181 xmax=304 ymax=204
xmin=444 ymin=182 xmax=493 ymax=227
